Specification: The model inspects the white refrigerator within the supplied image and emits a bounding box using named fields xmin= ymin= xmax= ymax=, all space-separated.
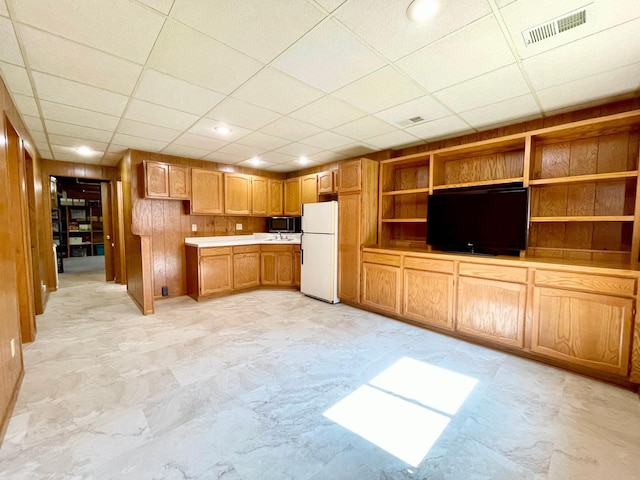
xmin=300 ymin=201 xmax=339 ymax=304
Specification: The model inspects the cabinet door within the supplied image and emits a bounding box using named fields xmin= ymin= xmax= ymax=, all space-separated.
xmin=252 ymin=176 xmax=268 ymax=216
xmin=301 ymin=174 xmax=318 ymax=205
xmin=276 ymin=251 xmax=293 ymax=286
xmin=284 ymin=178 xmax=301 ymax=216
xmin=338 ymin=193 xmax=361 ymax=302
xmin=144 ymin=161 xmax=169 ymax=198
xmin=361 ymin=262 xmax=400 ymax=314
xmin=532 ymin=287 xmax=632 ymax=376
xmin=168 ymin=164 xmax=190 ymax=199
xmin=317 ymin=171 xmax=334 ymax=194
xmin=456 ymin=276 xmax=526 ymax=348
xmin=233 ymin=253 xmax=260 ymax=290
xmin=191 ymin=168 xmax=223 ymax=214
xmin=338 ymin=159 xmax=362 ymax=193
xmin=225 ymin=173 xmax=252 ymax=215
xmin=268 ymin=179 xmax=283 ymax=216
xmin=403 ymin=269 xmax=454 ymax=330
xmin=293 ymin=247 xmax=301 ymax=287
xmin=200 ymin=254 xmax=232 ymax=295
xmin=261 ymin=252 xmax=277 ymax=285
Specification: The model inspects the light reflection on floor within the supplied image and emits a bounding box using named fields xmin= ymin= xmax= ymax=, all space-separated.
xmin=323 ymin=357 xmax=478 ymax=467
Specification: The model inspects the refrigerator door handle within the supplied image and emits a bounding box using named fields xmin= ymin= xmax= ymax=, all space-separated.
xmin=300 ymin=232 xmax=304 ymax=265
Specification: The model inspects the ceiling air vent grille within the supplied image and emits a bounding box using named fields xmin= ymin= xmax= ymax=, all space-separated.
xmin=522 ymin=5 xmax=590 ymax=46
xmin=396 ymin=115 xmax=426 ymax=128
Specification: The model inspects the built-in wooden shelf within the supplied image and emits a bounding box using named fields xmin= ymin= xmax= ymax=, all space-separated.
xmin=380 ymin=218 xmax=427 ymax=223
xmin=529 ymin=246 xmax=630 ymax=255
xmin=382 ymin=187 xmax=430 ymax=196
xmin=529 ymin=171 xmax=638 ymax=186
xmin=530 ymin=215 xmax=635 ymax=223
xmin=433 ymin=177 xmax=524 ymax=191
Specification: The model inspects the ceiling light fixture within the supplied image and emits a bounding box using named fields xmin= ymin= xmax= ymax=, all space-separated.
xmin=250 ymin=156 xmax=261 ymax=166
xmin=298 ymin=156 xmax=309 ymax=165
xmin=76 ymin=146 xmax=93 ymax=156
xmin=406 ymin=0 xmax=440 ymax=22
xmin=215 ymin=126 xmax=231 ymax=135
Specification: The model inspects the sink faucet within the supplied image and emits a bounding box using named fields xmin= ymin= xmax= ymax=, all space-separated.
xmin=278 ymin=232 xmax=283 ymax=240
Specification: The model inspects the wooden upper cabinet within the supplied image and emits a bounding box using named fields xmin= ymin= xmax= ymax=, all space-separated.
xmin=191 ymin=168 xmax=223 ymax=215
xmin=144 ymin=161 xmax=169 ymax=198
xmin=301 ymin=174 xmax=318 ymax=205
xmin=318 ymin=171 xmax=335 ymax=194
xmin=252 ymin=176 xmax=268 ymax=216
xmin=224 ymin=173 xmax=252 ymax=215
xmin=284 ymin=177 xmax=301 ymax=216
xmin=268 ymin=179 xmax=284 ymax=216
xmin=338 ymin=159 xmax=363 ymax=193
xmin=168 ymin=164 xmax=190 ymax=199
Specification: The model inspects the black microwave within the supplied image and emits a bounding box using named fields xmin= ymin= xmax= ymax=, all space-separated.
xmin=268 ymin=216 xmax=301 ymax=233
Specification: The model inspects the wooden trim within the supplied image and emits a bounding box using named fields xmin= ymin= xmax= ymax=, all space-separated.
xmin=432 ymin=177 xmax=525 ymax=191
xmin=530 ymin=215 xmax=634 ymax=222
xmin=522 ymin=135 xmax=532 ymax=188
xmin=380 ymin=218 xmax=427 ymax=223
xmin=529 ymin=170 xmax=638 ymax=186
xmin=382 ymin=187 xmax=430 ymax=196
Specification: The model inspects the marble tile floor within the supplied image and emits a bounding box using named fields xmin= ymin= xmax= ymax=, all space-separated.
xmin=1 ymin=269 xmax=640 ymax=480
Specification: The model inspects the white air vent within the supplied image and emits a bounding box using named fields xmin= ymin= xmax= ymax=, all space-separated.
xmin=522 ymin=5 xmax=591 ymax=46
xmin=396 ymin=116 xmax=426 ymax=128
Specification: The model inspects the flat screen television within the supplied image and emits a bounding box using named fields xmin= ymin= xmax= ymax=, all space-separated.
xmin=426 ymin=185 xmax=529 ymax=255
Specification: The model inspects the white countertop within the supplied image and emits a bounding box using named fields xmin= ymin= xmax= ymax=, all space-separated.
xmin=185 ymin=233 xmax=301 ymax=248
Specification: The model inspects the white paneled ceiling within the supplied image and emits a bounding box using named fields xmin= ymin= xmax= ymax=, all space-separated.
xmin=0 ymin=0 xmax=638 ymax=171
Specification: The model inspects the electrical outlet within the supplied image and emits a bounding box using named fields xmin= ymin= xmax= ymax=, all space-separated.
xmin=236 ymin=223 xmax=243 ymax=231
xmin=10 ymin=338 xmax=15 ymax=358
xmin=191 ymin=223 xmax=197 ymax=232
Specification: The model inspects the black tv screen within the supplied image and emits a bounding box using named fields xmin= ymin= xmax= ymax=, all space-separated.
xmin=427 ymin=186 xmax=529 ymax=255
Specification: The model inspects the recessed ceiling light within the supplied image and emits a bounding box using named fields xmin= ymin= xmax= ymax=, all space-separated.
xmin=298 ymin=156 xmax=309 ymax=165
xmin=215 ymin=126 xmax=231 ymax=135
xmin=76 ymin=146 xmax=93 ymax=156
xmin=250 ymin=156 xmax=261 ymax=166
xmin=406 ymin=0 xmax=440 ymax=22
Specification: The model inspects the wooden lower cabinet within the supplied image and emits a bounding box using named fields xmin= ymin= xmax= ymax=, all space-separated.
xmin=199 ymin=250 xmax=233 ymax=296
xmin=294 ymin=246 xmax=301 ymax=287
xmin=338 ymin=193 xmax=361 ymax=302
xmin=456 ymin=276 xmax=526 ymax=348
xmin=403 ymin=269 xmax=454 ymax=330
xmin=532 ymin=287 xmax=633 ymax=376
xmin=361 ymin=262 xmax=400 ymax=314
xmin=261 ymin=246 xmax=293 ymax=286
xmin=233 ymin=246 xmax=260 ymax=290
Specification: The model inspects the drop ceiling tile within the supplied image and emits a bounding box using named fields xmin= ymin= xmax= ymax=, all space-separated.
xmin=111 ymin=133 xmax=168 ymax=152
xmin=0 ymin=2 xmax=7 ymax=16
xmin=333 ymin=66 xmax=425 ymax=114
xmin=314 ymin=0 xmax=347 ymax=13
xmin=124 ymin=99 xmax=199 ymax=131
xmin=332 ymin=143 xmax=378 ymax=158
xmin=308 ymin=150 xmax=348 ymax=163
xmin=173 ymin=133 xmax=227 ymax=151
xmin=12 ymin=0 xmax=165 ymax=64
xmin=232 ymin=68 xmax=324 ymax=115
xmin=397 ymin=16 xmax=515 ymax=92
xmin=206 ymin=97 xmax=281 ymax=130
xmin=522 ymin=17 xmax=640 ymax=90
xmin=12 ymin=94 xmax=38 ymax=116
xmin=272 ymin=19 xmax=385 ymax=93
xmin=405 ymin=115 xmax=474 ymax=142
xmin=136 ymin=0 xmax=174 ymax=14
xmin=45 ymin=120 xmax=112 ymax=143
xmin=51 ymin=146 xmax=103 ymax=163
xmin=235 ymin=158 xmax=277 ymax=170
xmin=290 ymin=95 xmax=366 ymax=129
xmin=265 ymin=163 xmax=303 ymax=173
xmin=433 ymin=64 xmax=530 ymax=113
xmin=537 ymin=63 xmax=640 ymax=113
xmin=301 ymin=131 xmax=354 ymax=149
xmin=259 ymin=117 xmax=323 ymax=142
xmin=134 ymin=69 xmax=225 ymax=116
xmin=275 ymin=142 xmax=322 ymax=157
xmin=29 ymin=130 xmax=48 ymax=143
xmin=216 ymin=143 xmax=266 ymax=159
xmin=331 ymin=116 xmax=397 ymax=141
xmin=374 ymin=95 xmax=452 ymax=127
xmin=0 ymin=16 xmax=23 ymax=65
xmin=20 ymin=26 xmax=142 ymax=95
xmin=0 ymin=63 xmax=33 ymax=95
xmin=40 ymin=101 xmax=120 ymax=131
xmin=117 ymin=119 xmax=181 ymax=143
xmin=107 ymin=144 xmax=128 ymax=154
xmin=237 ymin=131 xmax=290 ymax=151
xmin=161 ymin=144 xmax=210 ymax=159
xmin=48 ymin=134 xmax=108 ymax=151
xmin=458 ymin=94 xmax=541 ymax=129
xmin=202 ymin=151 xmax=245 ymax=164
xmin=364 ymin=130 xmax=422 ymax=149
xmin=259 ymin=152 xmax=298 ymax=165
xmin=148 ymin=21 xmax=264 ymax=94
xmin=101 ymin=153 xmax=122 ymax=167
xmin=170 ymin=0 xmax=325 ymax=63
xmin=36 ymin=144 xmax=52 ymax=158
xmin=22 ymin=114 xmax=44 ymax=131
xmin=335 ymin=0 xmax=492 ymax=61
xmin=33 ymin=72 xmax=128 ymax=116
xmin=188 ymin=118 xmax=251 ymax=142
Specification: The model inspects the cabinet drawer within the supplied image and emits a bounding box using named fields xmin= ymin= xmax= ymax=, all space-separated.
xmin=459 ymin=262 xmax=527 ymax=284
xmin=233 ymin=245 xmax=259 ymax=254
xmin=404 ymin=256 xmax=454 ymax=274
xmin=261 ymin=244 xmax=293 ymax=252
xmin=199 ymin=246 xmax=232 ymax=257
xmin=362 ymin=252 xmax=401 ymax=267
xmin=534 ymin=270 xmax=636 ymax=297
